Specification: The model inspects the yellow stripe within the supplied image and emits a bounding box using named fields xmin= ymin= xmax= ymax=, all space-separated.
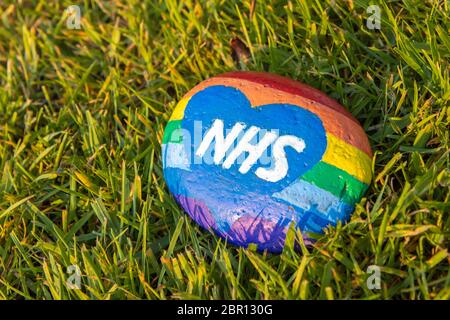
xmin=170 ymin=96 xmax=190 ymax=121
xmin=322 ymin=133 xmax=372 ymax=184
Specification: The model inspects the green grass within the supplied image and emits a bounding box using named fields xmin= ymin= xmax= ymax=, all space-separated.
xmin=0 ymin=0 xmax=449 ymax=300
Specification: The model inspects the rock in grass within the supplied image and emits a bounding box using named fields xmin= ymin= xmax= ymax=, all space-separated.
xmin=162 ymin=71 xmax=373 ymax=252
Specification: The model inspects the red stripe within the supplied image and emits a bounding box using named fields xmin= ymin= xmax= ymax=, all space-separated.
xmin=218 ymin=71 xmax=359 ymax=124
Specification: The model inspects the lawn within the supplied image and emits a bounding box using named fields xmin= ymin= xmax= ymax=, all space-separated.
xmin=0 ymin=0 xmax=449 ymax=300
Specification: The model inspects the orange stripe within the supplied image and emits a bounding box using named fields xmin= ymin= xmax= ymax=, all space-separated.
xmin=182 ymin=77 xmax=372 ymax=157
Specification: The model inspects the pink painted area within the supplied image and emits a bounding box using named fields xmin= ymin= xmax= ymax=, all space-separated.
xmin=227 ymin=215 xmax=315 ymax=251
xmin=176 ymin=195 xmax=216 ymax=230
xmin=228 ymin=215 xmax=288 ymax=250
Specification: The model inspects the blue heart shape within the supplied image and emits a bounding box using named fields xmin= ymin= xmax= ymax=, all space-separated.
xmin=173 ymin=85 xmax=327 ymax=196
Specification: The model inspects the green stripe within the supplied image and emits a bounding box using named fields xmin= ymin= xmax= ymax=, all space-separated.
xmin=162 ymin=120 xmax=183 ymax=144
xmin=301 ymin=161 xmax=369 ymax=205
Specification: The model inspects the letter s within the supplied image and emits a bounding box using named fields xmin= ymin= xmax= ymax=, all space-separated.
xmin=255 ymin=135 xmax=305 ymax=182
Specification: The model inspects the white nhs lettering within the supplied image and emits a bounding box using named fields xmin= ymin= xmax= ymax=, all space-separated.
xmin=195 ymin=119 xmax=305 ymax=182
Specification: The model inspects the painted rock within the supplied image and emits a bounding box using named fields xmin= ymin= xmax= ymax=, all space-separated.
xmin=162 ymin=71 xmax=372 ymax=253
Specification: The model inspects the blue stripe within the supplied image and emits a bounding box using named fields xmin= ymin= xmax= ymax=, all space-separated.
xmin=272 ymin=179 xmax=353 ymax=222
